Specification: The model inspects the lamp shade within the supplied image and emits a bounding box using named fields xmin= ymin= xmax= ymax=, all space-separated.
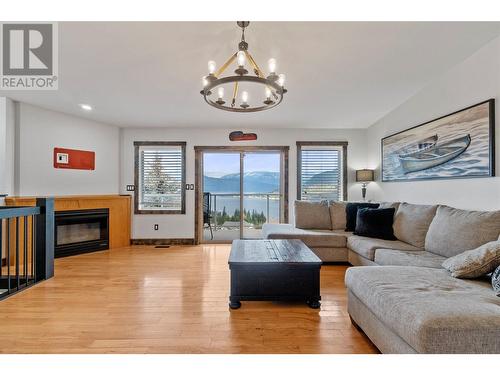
xmin=356 ymin=169 xmax=374 ymax=182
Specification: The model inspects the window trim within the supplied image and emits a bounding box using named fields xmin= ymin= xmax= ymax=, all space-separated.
xmin=134 ymin=141 xmax=187 ymax=215
xmin=296 ymin=141 xmax=348 ymax=202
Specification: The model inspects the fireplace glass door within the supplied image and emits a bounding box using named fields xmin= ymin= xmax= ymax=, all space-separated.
xmin=55 ymin=209 xmax=109 ymax=257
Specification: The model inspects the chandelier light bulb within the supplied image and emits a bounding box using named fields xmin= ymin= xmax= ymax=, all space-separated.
xmin=241 ymin=91 xmax=249 ymax=103
xmin=268 ymin=58 xmax=277 ymax=74
xmin=237 ymin=51 xmax=246 ymax=67
xmin=208 ymin=60 xmax=216 ymax=74
xmin=218 ymin=87 xmax=224 ymax=99
xmin=278 ymin=73 xmax=286 ymax=87
xmin=202 ymin=76 xmax=209 ymax=87
xmin=265 ymin=87 xmax=272 ymax=99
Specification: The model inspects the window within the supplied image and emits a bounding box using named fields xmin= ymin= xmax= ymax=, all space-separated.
xmin=297 ymin=141 xmax=347 ymax=202
xmin=134 ymin=141 xmax=186 ymax=214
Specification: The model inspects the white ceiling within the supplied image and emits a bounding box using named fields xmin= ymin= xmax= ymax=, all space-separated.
xmin=3 ymin=22 xmax=500 ymax=129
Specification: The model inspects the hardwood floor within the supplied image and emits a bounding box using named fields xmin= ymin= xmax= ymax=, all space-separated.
xmin=0 ymin=245 xmax=378 ymax=354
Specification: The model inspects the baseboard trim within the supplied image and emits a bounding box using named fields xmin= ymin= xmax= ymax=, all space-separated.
xmin=131 ymin=238 xmax=195 ymax=246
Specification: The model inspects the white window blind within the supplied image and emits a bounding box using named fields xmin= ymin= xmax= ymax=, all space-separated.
xmin=138 ymin=144 xmax=185 ymax=212
xmin=299 ymin=146 xmax=344 ymax=202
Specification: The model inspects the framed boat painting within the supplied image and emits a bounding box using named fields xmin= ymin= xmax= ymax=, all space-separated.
xmin=381 ymin=99 xmax=495 ymax=182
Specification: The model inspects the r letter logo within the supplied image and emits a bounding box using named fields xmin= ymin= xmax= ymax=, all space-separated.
xmin=0 ymin=23 xmax=58 ymax=90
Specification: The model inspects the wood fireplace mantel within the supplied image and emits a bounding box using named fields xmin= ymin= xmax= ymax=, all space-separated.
xmin=5 ymin=195 xmax=131 ymax=249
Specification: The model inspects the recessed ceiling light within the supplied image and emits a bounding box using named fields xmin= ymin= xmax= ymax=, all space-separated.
xmin=79 ymin=104 xmax=92 ymax=111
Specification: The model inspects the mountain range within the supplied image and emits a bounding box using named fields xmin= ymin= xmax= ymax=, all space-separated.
xmin=204 ymin=171 xmax=279 ymax=193
xmin=204 ymin=170 xmax=338 ymax=193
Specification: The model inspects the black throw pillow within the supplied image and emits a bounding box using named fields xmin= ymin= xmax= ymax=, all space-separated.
xmin=345 ymin=202 xmax=379 ymax=231
xmin=354 ymin=207 xmax=397 ymax=240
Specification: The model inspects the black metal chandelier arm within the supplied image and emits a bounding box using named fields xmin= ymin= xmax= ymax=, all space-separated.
xmin=202 ymin=76 xmax=285 ymax=95
xmin=201 ymin=75 xmax=286 ymax=113
xmin=205 ymin=94 xmax=284 ymax=113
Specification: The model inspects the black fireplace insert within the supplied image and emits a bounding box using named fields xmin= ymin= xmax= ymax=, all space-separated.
xmin=55 ymin=209 xmax=109 ymax=258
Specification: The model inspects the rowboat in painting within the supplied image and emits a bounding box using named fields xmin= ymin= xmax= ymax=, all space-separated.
xmin=399 ymin=134 xmax=471 ymax=174
xmin=397 ymin=134 xmax=438 ymax=157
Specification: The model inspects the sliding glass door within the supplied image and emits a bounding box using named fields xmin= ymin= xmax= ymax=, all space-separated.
xmin=242 ymin=152 xmax=282 ymax=239
xmin=203 ymin=152 xmax=241 ymax=242
xmin=201 ymin=148 xmax=286 ymax=242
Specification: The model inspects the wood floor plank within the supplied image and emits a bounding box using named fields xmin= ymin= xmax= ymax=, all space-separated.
xmin=0 ymin=244 xmax=378 ymax=354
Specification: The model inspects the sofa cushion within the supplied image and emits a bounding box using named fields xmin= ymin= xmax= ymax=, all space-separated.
xmin=442 ymin=239 xmax=500 ymax=278
xmin=354 ymin=207 xmax=396 ymax=240
xmin=374 ymin=249 xmax=445 ymax=268
xmin=393 ymin=203 xmax=437 ymax=248
xmin=262 ymin=223 xmax=348 ymax=248
xmin=425 ymin=206 xmax=500 ymax=258
xmin=294 ymin=200 xmax=331 ymax=230
xmin=345 ymin=266 xmax=500 ymax=353
xmin=347 ymin=235 xmax=421 ymax=261
xmin=345 ymin=202 xmax=379 ymax=231
xmin=329 ymin=201 xmax=347 ymax=230
xmin=378 ymin=201 xmax=401 ymax=211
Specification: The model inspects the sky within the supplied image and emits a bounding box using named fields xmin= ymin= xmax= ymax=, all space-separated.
xmin=204 ymin=152 xmax=280 ymax=177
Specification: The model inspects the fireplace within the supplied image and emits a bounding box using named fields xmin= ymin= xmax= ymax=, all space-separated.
xmin=55 ymin=209 xmax=109 ymax=258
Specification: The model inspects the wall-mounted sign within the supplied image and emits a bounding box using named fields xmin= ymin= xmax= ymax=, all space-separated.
xmin=229 ymin=131 xmax=257 ymax=141
xmin=53 ymin=147 xmax=95 ymax=170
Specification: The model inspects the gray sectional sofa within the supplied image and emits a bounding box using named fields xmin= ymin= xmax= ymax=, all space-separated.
xmin=262 ymin=224 xmax=350 ymax=262
xmin=262 ymin=200 xmax=500 ymax=353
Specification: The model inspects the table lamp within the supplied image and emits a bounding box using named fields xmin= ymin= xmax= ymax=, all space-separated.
xmin=356 ymin=169 xmax=374 ymax=200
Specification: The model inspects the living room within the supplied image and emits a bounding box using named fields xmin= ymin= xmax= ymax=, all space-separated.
xmin=1 ymin=1 xmax=500 ymax=373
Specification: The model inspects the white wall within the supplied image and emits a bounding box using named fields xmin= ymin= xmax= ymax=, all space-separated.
xmin=366 ymin=35 xmax=500 ymax=210
xmin=16 ymin=103 xmax=120 ymax=196
xmin=120 ymin=128 xmax=367 ymax=239
xmin=0 ymin=97 xmax=15 ymax=203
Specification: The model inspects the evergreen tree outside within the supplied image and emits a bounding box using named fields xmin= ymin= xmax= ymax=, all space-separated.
xmin=215 ymin=206 xmax=267 ymax=229
xmin=143 ymin=153 xmax=179 ymax=208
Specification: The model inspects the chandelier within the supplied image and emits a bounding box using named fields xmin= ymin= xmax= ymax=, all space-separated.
xmin=200 ymin=21 xmax=287 ymax=113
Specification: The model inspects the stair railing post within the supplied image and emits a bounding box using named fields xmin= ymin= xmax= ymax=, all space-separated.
xmin=35 ymin=198 xmax=54 ymax=281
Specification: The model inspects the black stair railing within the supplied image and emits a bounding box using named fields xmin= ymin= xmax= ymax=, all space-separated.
xmin=0 ymin=198 xmax=54 ymax=300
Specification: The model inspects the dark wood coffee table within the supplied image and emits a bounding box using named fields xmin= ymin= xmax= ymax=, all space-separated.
xmin=228 ymin=239 xmax=322 ymax=309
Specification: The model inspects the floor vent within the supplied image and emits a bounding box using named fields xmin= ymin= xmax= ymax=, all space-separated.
xmin=155 ymin=245 xmax=171 ymax=249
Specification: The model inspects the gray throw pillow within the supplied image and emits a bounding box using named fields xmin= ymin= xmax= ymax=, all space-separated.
xmin=329 ymin=201 xmax=347 ymax=230
xmin=426 ymin=206 xmax=500 ymax=258
xmin=442 ymin=239 xmax=500 ymax=278
xmin=492 ymin=266 xmax=500 ymax=297
xmin=294 ymin=200 xmax=331 ymax=230
xmin=393 ymin=203 xmax=437 ymax=248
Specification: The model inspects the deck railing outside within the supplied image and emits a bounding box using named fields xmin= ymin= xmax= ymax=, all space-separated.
xmin=208 ymin=193 xmax=281 ymax=231
xmin=0 ymin=198 xmax=55 ymax=300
